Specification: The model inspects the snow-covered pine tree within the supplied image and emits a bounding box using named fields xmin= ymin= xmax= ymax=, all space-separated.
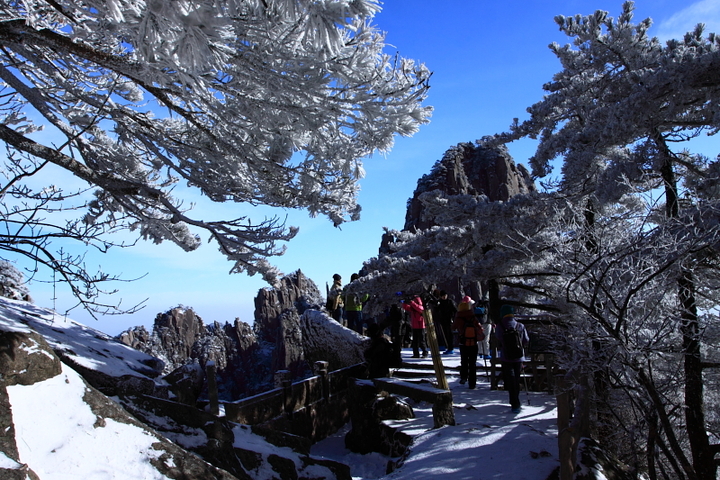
xmin=0 ymin=0 xmax=431 ymax=313
xmin=493 ymin=3 xmax=720 ymax=478
xmin=0 ymin=260 xmax=30 ymax=301
xmin=357 ymin=3 xmax=720 ymax=477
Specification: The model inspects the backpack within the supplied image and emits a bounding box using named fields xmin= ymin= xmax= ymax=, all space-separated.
xmin=326 ymin=289 xmax=341 ymax=311
xmin=502 ymin=326 xmax=524 ymax=359
xmin=345 ymin=292 xmax=360 ymax=309
xmin=460 ymin=317 xmax=479 ymax=347
xmin=325 ymin=294 xmax=336 ymax=311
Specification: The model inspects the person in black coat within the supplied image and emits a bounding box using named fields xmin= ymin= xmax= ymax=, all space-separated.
xmin=364 ymin=323 xmax=397 ymax=378
xmin=495 ymin=305 xmax=530 ymax=413
xmin=435 ymin=290 xmax=457 ymax=353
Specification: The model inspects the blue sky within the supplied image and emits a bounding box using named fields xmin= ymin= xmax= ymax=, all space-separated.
xmin=26 ymin=0 xmax=720 ymax=335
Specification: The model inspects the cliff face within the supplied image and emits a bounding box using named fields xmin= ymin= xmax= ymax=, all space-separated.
xmin=404 ymin=142 xmax=535 ymax=232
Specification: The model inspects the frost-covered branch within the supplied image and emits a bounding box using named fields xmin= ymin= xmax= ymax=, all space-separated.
xmin=0 ymin=0 xmax=432 ymax=310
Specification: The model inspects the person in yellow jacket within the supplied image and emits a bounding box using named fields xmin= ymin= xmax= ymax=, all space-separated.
xmin=343 ymin=273 xmax=370 ymax=334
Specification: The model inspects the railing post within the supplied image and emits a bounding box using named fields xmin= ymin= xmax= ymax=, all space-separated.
xmin=314 ymin=361 xmax=329 ymax=401
xmin=206 ymin=361 xmax=220 ymax=416
xmin=555 ymin=374 xmax=574 ymax=480
xmin=489 ymin=333 xmax=499 ymax=390
xmin=274 ymin=370 xmax=293 ymax=414
xmin=422 ymin=308 xmax=449 ymax=390
xmin=545 ymin=353 xmax=554 ymax=393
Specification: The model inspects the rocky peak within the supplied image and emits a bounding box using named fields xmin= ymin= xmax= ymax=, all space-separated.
xmin=155 ymin=307 xmax=207 ymax=361
xmin=253 ymin=270 xmax=323 ymax=339
xmin=385 ymin=141 xmax=536 ymax=302
xmin=404 ymin=141 xmax=535 ymax=232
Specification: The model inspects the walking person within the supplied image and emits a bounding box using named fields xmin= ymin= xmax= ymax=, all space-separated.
xmin=495 ymin=304 xmax=530 ymax=413
xmin=476 ymin=302 xmax=492 ymax=359
xmin=435 ymin=290 xmax=457 ymax=354
xmin=380 ymin=303 xmax=404 ymax=367
xmin=452 ymin=296 xmax=483 ymax=389
xmin=401 ymin=294 xmax=427 ymax=358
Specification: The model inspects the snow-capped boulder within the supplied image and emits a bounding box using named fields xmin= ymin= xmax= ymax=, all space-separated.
xmin=0 ymin=299 xmax=164 ymax=398
xmin=301 ymin=309 xmax=367 ymax=372
xmin=0 ymin=329 xmax=61 ymax=387
xmin=163 ymin=361 xmax=205 ymax=405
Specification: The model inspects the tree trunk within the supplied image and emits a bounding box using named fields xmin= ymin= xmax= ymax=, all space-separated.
xmin=678 ymin=271 xmax=715 ymax=480
xmin=488 ymin=278 xmax=501 ymax=323
xmin=657 ymin=133 xmax=716 ymax=480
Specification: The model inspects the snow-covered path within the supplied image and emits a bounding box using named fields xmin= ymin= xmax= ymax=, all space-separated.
xmin=312 ymin=349 xmax=559 ymax=480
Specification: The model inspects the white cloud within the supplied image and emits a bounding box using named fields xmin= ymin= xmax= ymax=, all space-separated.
xmin=655 ymin=0 xmax=720 ymax=41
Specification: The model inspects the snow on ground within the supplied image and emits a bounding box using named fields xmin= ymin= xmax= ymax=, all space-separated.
xmin=2 ymin=297 xmax=559 ymax=480
xmin=7 ymin=362 xmax=172 ymax=480
xmin=312 ymin=350 xmax=559 ymax=480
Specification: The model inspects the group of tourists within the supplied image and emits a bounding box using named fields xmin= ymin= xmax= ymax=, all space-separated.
xmin=325 ymin=275 xmax=530 ymax=413
xmin=325 ymin=273 xmax=370 ymax=334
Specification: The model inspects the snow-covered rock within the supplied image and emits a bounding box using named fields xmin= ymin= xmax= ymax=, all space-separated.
xmin=0 ymin=297 xmax=354 ymax=479
xmin=301 ymin=309 xmax=368 ymax=371
xmin=117 ymin=270 xmax=367 ymax=400
xmin=0 ymin=301 xmax=237 ymax=479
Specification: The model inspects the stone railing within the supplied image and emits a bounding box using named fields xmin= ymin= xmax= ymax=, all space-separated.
xmin=222 ymin=361 xmax=366 ymax=443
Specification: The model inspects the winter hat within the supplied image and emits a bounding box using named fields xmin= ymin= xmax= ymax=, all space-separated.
xmin=461 ymin=296 xmax=475 ymax=305
xmin=458 ymin=302 xmax=471 ymax=312
xmin=500 ymin=304 xmax=514 ymax=318
xmin=333 ymin=273 xmax=341 ymax=281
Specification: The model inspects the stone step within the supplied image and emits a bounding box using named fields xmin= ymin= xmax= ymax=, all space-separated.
xmin=392 ymin=368 xmax=458 ymax=379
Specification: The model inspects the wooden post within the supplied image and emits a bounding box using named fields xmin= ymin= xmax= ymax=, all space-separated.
xmin=314 ymin=361 xmax=329 ymax=401
xmin=206 ymin=361 xmax=219 ymax=416
xmin=489 ymin=333 xmax=499 ymax=390
xmin=555 ymin=374 xmax=573 ymax=480
xmin=545 ymin=353 xmax=554 ymax=394
xmin=422 ymin=308 xmax=449 ymax=390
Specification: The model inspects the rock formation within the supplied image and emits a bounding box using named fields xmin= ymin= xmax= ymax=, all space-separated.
xmin=0 ymin=304 xmax=236 ymax=480
xmin=301 ymin=309 xmax=367 ymax=372
xmin=380 ymin=141 xmax=535 ymax=302
xmin=0 ymin=296 xmax=356 ymax=480
xmin=117 ymin=270 xmax=366 ymax=401
xmin=403 ymin=141 xmax=535 ymax=232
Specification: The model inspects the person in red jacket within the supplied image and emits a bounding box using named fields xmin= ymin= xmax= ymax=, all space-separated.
xmin=401 ymin=295 xmax=427 ymax=358
xmin=452 ymin=296 xmax=484 ymax=389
